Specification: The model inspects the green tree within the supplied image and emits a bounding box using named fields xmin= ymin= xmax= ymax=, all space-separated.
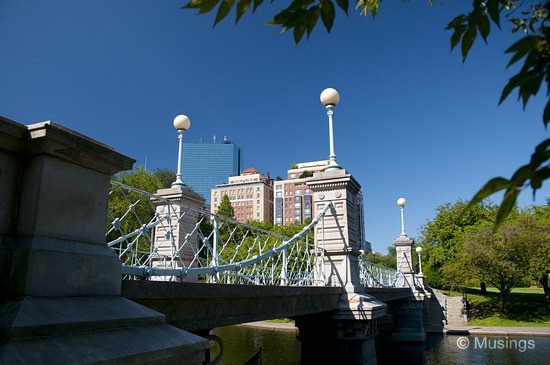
xmin=107 ymin=166 xmax=166 ymax=263
xmin=365 ymin=247 xmax=397 ymax=269
xmin=417 ymin=199 xmax=496 ymax=287
xmin=514 ymin=200 xmax=550 ymax=303
xmin=152 ymin=168 xmax=176 ymax=188
xmin=299 ymin=170 xmax=315 ymax=178
xmin=440 ymin=200 xmax=549 ymax=308
xmin=216 ymin=194 xmax=235 ymax=219
xmin=184 ymin=0 xmax=550 ymax=226
xmin=113 ymin=166 xmax=165 ymax=193
xmin=443 ymin=221 xmax=533 ymax=311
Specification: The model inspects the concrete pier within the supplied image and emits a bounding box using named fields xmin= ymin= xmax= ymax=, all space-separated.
xmin=0 ymin=117 xmax=208 ymax=364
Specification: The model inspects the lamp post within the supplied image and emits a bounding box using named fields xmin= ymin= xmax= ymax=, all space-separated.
xmin=171 ymin=114 xmax=191 ymax=189
xmin=416 ymin=246 xmax=423 ymax=275
xmin=320 ymin=88 xmax=341 ymax=171
xmin=397 ymin=197 xmax=407 ymax=237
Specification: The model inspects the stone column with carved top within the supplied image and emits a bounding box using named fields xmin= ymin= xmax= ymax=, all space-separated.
xmin=151 ymin=186 xmax=205 ymax=281
xmin=390 ymin=231 xmax=426 ymax=343
xmin=307 ymin=169 xmax=363 ymax=291
xmin=0 ymin=117 xmax=208 ymax=364
xmin=295 ymin=168 xmax=386 ymax=365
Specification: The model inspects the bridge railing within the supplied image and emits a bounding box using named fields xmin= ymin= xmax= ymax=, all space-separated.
xmin=359 ymin=258 xmax=404 ymax=288
xmin=106 ymin=181 xmax=331 ymax=286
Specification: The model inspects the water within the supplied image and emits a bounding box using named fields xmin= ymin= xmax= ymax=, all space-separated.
xmin=212 ymin=325 xmax=550 ymax=365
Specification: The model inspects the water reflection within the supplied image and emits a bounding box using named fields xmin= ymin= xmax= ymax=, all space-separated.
xmin=212 ymin=325 xmax=300 ymax=365
xmin=213 ymin=325 xmax=550 ymax=365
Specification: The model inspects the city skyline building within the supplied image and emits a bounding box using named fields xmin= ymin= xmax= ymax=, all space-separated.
xmin=211 ymin=167 xmax=274 ymax=224
xmin=181 ymin=137 xmax=242 ymax=205
xmin=274 ymin=160 xmax=328 ymax=226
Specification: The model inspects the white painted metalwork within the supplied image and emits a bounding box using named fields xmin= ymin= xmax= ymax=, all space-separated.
xmin=107 ymin=181 xmax=330 ymax=285
xmin=107 ymin=181 xmax=407 ymax=288
xmin=397 ymin=197 xmax=407 ymax=237
xmin=358 ymin=257 xmax=405 ymax=288
xmin=171 ymin=114 xmax=191 ymax=189
xmin=320 ymin=87 xmax=341 ymax=171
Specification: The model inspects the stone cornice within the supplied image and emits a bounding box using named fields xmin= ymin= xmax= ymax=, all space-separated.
xmin=306 ymin=169 xmax=361 ymax=194
xmin=393 ymin=235 xmax=414 ymax=246
xmin=0 ymin=116 xmax=27 ymax=154
xmin=24 ymin=121 xmax=135 ymax=176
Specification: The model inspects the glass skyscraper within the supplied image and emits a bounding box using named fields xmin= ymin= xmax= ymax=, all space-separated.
xmin=181 ymin=139 xmax=242 ymax=204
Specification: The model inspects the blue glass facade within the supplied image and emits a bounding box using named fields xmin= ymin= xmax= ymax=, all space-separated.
xmin=181 ymin=142 xmax=242 ymax=204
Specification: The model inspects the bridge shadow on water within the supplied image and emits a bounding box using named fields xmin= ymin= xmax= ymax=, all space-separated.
xmin=376 ymin=332 xmax=426 ymax=365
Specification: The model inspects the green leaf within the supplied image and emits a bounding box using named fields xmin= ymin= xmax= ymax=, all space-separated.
xmin=320 ymin=0 xmax=336 ymax=32
xmin=356 ymin=0 xmax=379 ymax=18
xmin=543 ymin=100 xmax=550 ymax=128
xmin=306 ymin=7 xmax=320 ymax=39
xmin=236 ymin=0 xmax=252 ymax=23
xmin=184 ymin=0 xmax=221 ymax=14
xmin=461 ymin=25 xmax=477 ymax=61
xmin=505 ymin=35 xmax=540 ymax=68
xmin=478 ymin=13 xmax=490 ymax=43
xmin=468 ymin=177 xmax=512 ymax=209
xmin=450 ymin=24 xmax=467 ymax=50
xmin=335 ymin=0 xmax=349 ymax=15
xmin=510 ymin=164 xmax=531 ymax=185
xmin=252 ymin=0 xmax=263 ymax=12
xmin=530 ymin=166 xmax=550 ymax=191
xmin=486 ymin=0 xmax=501 ymax=28
xmin=530 ymin=139 xmax=550 ymax=168
xmin=214 ymin=0 xmax=235 ymax=26
xmin=494 ymin=188 xmax=520 ymax=227
xmin=294 ymin=24 xmax=307 ymax=44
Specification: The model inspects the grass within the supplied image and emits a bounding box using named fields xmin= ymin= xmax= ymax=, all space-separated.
xmin=441 ymin=286 xmax=550 ymax=327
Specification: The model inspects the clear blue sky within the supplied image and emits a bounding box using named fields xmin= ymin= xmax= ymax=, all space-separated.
xmin=1 ymin=0 xmax=548 ymax=254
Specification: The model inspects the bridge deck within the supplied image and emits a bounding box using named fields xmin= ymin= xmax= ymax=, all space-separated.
xmin=122 ymin=280 xmax=343 ymax=332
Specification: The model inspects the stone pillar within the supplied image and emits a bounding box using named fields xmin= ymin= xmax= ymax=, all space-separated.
xmin=151 ymin=187 xmax=205 ymax=281
xmin=391 ymin=234 xmax=426 ymax=342
xmin=307 ymin=169 xmax=364 ymax=292
xmin=394 ymin=235 xmax=416 ymax=290
xmin=0 ymin=118 xmax=26 ymax=300
xmin=0 ymin=118 xmax=208 ymax=364
xmin=300 ymin=169 xmax=386 ymax=365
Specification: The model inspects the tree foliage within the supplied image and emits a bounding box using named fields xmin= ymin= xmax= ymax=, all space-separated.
xmin=418 ymin=199 xmax=497 ymax=287
xmin=443 ymin=222 xmax=533 ymax=310
xmin=365 ymin=246 xmax=397 ymax=269
xmin=107 ymin=167 xmax=172 ymax=262
xmin=420 ymin=198 xmax=549 ymax=308
xmin=216 ymin=194 xmax=235 ymax=219
xmin=183 ymin=0 xmax=550 ymax=226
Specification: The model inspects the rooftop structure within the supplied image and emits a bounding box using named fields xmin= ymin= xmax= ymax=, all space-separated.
xmin=211 ymin=167 xmax=274 ymax=223
xmin=274 ymin=160 xmax=328 ymax=226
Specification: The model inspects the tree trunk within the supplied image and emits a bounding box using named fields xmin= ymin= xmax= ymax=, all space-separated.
xmin=480 ymin=282 xmax=487 ymax=295
xmin=540 ymin=272 xmax=550 ymax=305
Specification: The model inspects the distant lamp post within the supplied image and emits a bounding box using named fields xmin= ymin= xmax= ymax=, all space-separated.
xmin=320 ymin=88 xmax=341 ymax=171
xmin=171 ymin=114 xmax=191 ymax=189
xmin=416 ymin=246 xmax=423 ymax=275
xmin=397 ymin=197 xmax=407 ymax=237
